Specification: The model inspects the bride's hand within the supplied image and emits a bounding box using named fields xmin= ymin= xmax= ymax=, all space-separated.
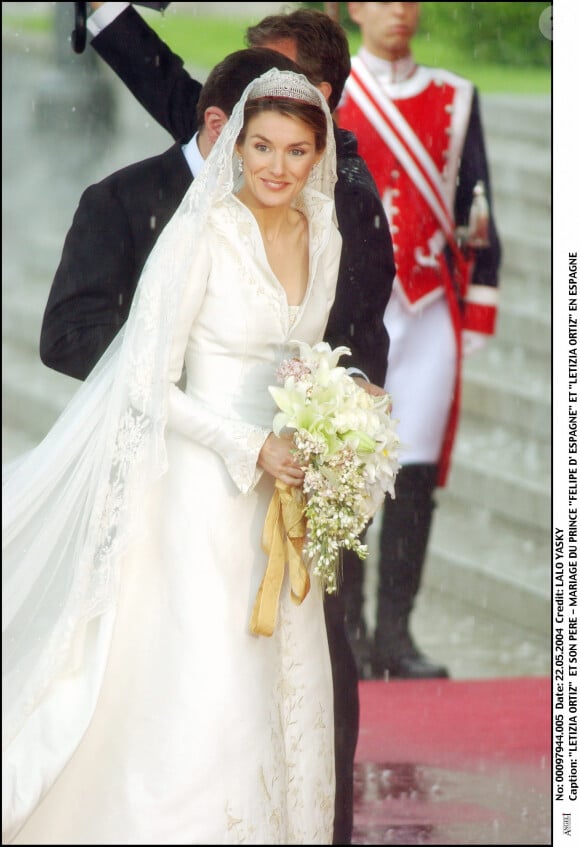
xmin=258 ymin=433 xmax=304 ymax=487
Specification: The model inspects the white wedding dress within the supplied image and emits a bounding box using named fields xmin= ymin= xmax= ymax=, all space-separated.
xmin=3 ymin=186 xmax=342 ymax=844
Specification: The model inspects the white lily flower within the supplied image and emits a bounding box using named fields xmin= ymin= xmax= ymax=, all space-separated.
xmin=269 ymin=343 xmax=401 ymax=593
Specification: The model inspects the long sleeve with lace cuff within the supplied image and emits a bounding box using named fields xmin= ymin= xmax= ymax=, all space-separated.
xmin=167 ymin=386 xmax=269 ymax=494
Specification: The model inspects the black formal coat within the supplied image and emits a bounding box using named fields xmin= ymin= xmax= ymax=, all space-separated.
xmin=40 ymin=142 xmax=192 ymax=379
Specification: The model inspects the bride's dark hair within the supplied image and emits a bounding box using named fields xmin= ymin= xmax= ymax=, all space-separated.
xmin=238 ymin=98 xmax=328 ymax=155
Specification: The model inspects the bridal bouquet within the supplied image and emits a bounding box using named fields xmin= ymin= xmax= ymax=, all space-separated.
xmin=269 ymin=341 xmax=401 ymax=594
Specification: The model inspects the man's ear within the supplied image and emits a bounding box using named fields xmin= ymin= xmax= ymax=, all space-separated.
xmin=318 ymin=81 xmax=332 ymax=106
xmin=317 ymin=82 xmax=332 ymax=103
xmin=204 ymin=106 xmax=229 ymax=143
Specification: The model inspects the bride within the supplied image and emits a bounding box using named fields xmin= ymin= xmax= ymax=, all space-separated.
xmin=3 ymin=69 xmax=342 ymax=845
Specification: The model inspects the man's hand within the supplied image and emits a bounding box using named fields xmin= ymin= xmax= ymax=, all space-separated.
xmin=352 ymin=376 xmax=386 ymax=397
xmin=352 ymin=376 xmax=392 ymax=413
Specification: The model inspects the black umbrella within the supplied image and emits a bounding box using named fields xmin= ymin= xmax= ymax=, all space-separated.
xmin=71 ymin=2 xmax=171 ymax=53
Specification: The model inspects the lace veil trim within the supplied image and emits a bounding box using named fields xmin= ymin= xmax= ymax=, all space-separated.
xmin=2 ymin=69 xmax=337 ymax=748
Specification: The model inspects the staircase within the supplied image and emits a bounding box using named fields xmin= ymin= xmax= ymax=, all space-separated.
xmin=366 ymin=94 xmax=552 ymax=640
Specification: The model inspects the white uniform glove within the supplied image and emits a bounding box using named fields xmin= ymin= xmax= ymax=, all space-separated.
xmin=462 ymin=329 xmax=488 ymax=357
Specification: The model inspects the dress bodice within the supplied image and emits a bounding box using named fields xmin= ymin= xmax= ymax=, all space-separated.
xmin=288 ymin=304 xmax=301 ymax=330
xmin=168 ymin=191 xmax=342 ymax=431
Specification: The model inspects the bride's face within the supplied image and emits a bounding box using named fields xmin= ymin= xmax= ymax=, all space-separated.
xmin=236 ymin=111 xmax=320 ymax=210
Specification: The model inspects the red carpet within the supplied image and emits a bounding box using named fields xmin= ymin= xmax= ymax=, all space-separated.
xmin=356 ymin=676 xmax=551 ymax=767
xmin=353 ymin=677 xmax=551 ymax=845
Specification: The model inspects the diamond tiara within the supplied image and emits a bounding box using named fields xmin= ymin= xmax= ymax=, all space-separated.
xmin=249 ymin=71 xmax=322 ymax=108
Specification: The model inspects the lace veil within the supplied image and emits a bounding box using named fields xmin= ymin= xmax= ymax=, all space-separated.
xmin=2 ymin=69 xmax=337 ymax=749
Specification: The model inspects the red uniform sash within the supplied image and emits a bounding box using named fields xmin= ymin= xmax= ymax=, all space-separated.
xmin=339 ymin=58 xmax=475 ymax=484
xmin=343 ymin=57 xmax=474 ymax=306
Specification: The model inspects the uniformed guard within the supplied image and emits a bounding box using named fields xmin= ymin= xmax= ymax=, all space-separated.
xmin=338 ymin=1 xmax=501 ymax=680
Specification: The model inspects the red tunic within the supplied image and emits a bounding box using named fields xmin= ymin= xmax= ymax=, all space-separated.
xmin=338 ymin=56 xmax=498 ymax=484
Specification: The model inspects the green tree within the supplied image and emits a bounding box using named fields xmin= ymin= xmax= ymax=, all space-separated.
xmin=305 ymin=2 xmax=551 ymax=68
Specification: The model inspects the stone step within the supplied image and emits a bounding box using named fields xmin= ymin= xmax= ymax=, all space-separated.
xmin=488 ymin=139 xmax=551 ymax=218
xmin=481 ymin=94 xmax=551 ymax=149
xmin=493 ymin=193 xmax=550 ymax=245
xmin=493 ymin=184 xmax=551 ymax=235
xmin=408 ymin=582 xmax=551 ymax=679
xmin=447 ymin=412 xmax=550 ymax=531
xmin=499 ymin=231 xmax=551 ymax=291
xmin=423 ymin=495 xmax=550 ymax=637
xmin=494 ymin=297 xmax=550 ymax=356
xmin=461 ymin=341 xmax=551 ymax=440
xmin=494 ymin=203 xmax=551 ymax=252
xmin=2 ymin=347 xmax=77 ymax=461
xmin=488 ymin=259 xmax=550 ymax=355
xmin=467 ymin=331 xmax=550 ymax=386
xmin=2 ymin=282 xmax=49 ymax=357
xmin=362 ymin=496 xmax=550 ymax=639
xmin=1 ymin=425 xmax=37 ymax=463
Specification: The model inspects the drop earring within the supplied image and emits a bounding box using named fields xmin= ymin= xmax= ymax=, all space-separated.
xmin=237 ymin=157 xmax=244 ymax=175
